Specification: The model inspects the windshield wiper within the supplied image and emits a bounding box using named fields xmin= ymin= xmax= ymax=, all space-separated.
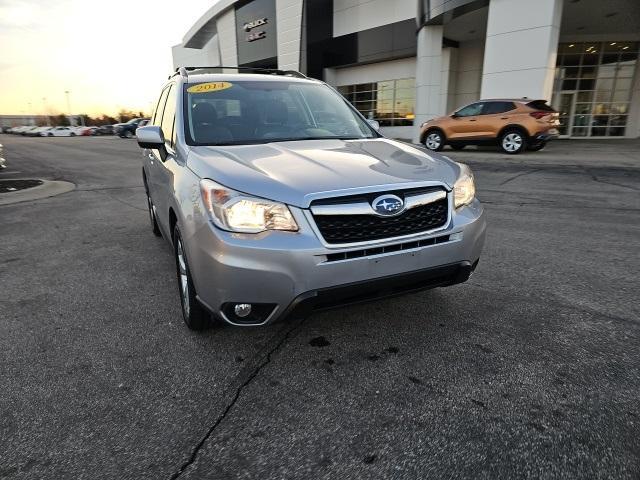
xmin=269 ymin=136 xmax=367 ymax=142
xmin=199 ymin=136 xmax=373 ymax=147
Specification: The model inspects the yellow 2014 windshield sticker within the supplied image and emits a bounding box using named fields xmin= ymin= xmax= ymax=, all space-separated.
xmin=187 ymin=82 xmax=233 ymax=94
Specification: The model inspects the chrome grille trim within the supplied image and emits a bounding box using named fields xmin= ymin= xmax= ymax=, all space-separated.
xmin=310 ymin=189 xmax=447 ymax=216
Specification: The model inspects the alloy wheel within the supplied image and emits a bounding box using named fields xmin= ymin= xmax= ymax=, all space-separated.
xmin=176 ymin=239 xmax=190 ymax=317
xmin=425 ymin=133 xmax=442 ymax=150
xmin=147 ymin=194 xmax=155 ymax=228
xmin=502 ymin=133 xmax=523 ymax=152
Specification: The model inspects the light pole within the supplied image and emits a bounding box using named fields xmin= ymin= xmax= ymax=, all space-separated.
xmin=42 ymin=97 xmax=50 ymax=126
xmin=65 ymin=90 xmax=73 ymax=126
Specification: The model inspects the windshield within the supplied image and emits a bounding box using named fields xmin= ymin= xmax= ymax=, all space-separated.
xmin=183 ymin=80 xmax=378 ymax=146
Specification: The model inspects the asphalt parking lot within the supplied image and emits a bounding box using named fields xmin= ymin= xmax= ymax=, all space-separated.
xmin=1 ymin=135 xmax=639 ymax=479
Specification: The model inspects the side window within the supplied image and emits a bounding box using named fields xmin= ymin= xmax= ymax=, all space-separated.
xmin=152 ymin=87 xmax=170 ymax=127
xmin=456 ymin=103 xmax=484 ymax=117
xmin=483 ymin=102 xmax=516 ymax=115
xmin=161 ymin=85 xmax=177 ymax=148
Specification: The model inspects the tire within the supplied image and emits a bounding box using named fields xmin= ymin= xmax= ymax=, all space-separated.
xmin=499 ymin=129 xmax=527 ymax=154
xmin=48 ymin=133 xmax=53 ymax=137
xmin=70 ymin=132 xmax=76 ymax=137
xmin=173 ymin=225 xmax=211 ymax=330
xmin=144 ymin=182 xmax=162 ymax=237
xmin=124 ymin=130 xmax=133 ymax=139
xmin=424 ymin=130 xmax=445 ymax=151
xmin=529 ymin=141 xmax=546 ymax=152
xmin=450 ymin=143 xmax=465 ymax=151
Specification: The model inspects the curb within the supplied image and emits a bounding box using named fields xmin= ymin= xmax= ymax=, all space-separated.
xmin=0 ymin=179 xmax=75 ymax=206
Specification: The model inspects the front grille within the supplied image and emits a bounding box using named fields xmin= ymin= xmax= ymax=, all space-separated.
xmin=313 ymin=196 xmax=448 ymax=244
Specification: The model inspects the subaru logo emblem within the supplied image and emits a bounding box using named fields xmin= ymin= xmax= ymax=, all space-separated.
xmin=372 ymin=194 xmax=404 ymax=216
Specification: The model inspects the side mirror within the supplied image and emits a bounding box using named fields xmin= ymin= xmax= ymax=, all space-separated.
xmin=137 ymin=126 xmax=167 ymax=160
xmin=451 ymin=112 xmax=459 ymax=118
xmin=367 ymin=119 xmax=380 ymax=131
xmin=137 ymin=125 xmax=163 ymax=148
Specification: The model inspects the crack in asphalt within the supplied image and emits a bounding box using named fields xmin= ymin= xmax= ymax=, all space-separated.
xmin=499 ymin=168 xmax=542 ymax=185
xmin=579 ymin=166 xmax=640 ymax=192
xmin=168 ymin=316 xmax=306 ymax=480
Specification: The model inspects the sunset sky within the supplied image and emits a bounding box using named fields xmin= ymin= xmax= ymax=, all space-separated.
xmin=0 ymin=0 xmax=215 ymax=117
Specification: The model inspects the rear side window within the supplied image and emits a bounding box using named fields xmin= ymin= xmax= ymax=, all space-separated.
xmin=483 ymin=102 xmax=516 ymax=114
xmin=526 ymin=100 xmax=555 ymax=112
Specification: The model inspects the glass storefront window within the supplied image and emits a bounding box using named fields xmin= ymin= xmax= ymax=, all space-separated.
xmin=337 ymin=78 xmax=415 ymax=126
xmin=552 ymin=41 xmax=638 ymax=137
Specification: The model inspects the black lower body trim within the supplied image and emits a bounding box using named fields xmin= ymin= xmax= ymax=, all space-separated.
xmin=279 ymin=261 xmax=475 ymax=322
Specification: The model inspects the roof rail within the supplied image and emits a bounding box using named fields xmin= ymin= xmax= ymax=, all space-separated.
xmin=168 ymin=66 xmax=307 ymax=80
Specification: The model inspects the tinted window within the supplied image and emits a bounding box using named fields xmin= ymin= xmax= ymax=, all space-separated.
xmin=483 ymin=102 xmax=516 ymax=114
xmin=455 ymin=103 xmax=483 ymax=117
xmin=161 ymin=85 xmax=177 ymax=147
xmin=526 ymin=100 xmax=555 ymax=112
xmin=184 ymin=81 xmax=377 ymax=146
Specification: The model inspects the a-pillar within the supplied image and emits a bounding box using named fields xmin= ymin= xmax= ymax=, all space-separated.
xmin=481 ymin=0 xmax=563 ymax=101
xmin=413 ymin=25 xmax=444 ymax=143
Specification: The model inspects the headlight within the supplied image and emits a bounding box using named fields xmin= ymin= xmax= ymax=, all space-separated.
xmin=200 ymin=179 xmax=298 ymax=233
xmin=453 ymin=163 xmax=476 ymax=208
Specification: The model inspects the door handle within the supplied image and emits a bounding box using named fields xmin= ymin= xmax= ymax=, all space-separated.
xmin=469 ymin=119 xmax=477 ymax=122
xmin=500 ymin=117 xmax=508 ymax=119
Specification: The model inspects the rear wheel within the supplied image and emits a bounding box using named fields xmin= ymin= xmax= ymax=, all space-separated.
xmin=500 ymin=129 xmax=526 ymax=154
xmin=424 ymin=130 xmax=445 ymax=151
xmin=125 ymin=130 xmax=133 ymax=139
xmin=529 ymin=141 xmax=546 ymax=152
xmin=174 ymin=225 xmax=211 ymax=330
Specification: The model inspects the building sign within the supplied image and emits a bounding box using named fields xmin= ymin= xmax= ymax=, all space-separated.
xmin=235 ymin=0 xmax=277 ymax=65
xmin=244 ymin=18 xmax=268 ymax=42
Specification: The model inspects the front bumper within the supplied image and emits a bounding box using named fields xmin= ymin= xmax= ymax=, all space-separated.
xmin=188 ymin=198 xmax=486 ymax=326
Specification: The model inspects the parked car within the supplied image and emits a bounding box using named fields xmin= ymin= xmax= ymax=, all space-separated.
xmin=0 ymin=143 xmax=5 ymax=169
xmin=47 ymin=126 xmax=76 ymax=137
xmin=96 ymin=125 xmax=115 ymax=135
xmin=116 ymin=118 xmax=149 ymax=138
xmin=1 ymin=126 xmax=12 ymax=133
xmin=420 ymin=98 xmax=560 ymax=154
xmin=137 ymin=71 xmax=485 ymax=329
xmin=26 ymin=126 xmax=52 ymax=137
xmin=20 ymin=126 xmax=39 ymax=136
xmin=74 ymin=126 xmax=97 ymax=136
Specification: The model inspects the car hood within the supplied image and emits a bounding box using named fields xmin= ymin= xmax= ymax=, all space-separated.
xmin=187 ymin=138 xmax=460 ymax=208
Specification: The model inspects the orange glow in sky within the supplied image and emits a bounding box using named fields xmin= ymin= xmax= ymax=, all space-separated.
xmin=0 ymin=0 xmax=216 ymax=116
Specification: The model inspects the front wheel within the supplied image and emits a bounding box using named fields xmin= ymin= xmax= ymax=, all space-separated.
xmin=500 ymin=130 xmax=526 ymax=154
xmin=145 ymin=190 xmax=161 ymax=237
xmin=70 ymin=132 xmax=76 ymax=137
xmin=124 ymin=130 xmax=133 ymax=139
xmin=173 ymin=225 xmax=212 ymax=330
xmin=424 ymin=130 xmax=445 ymax=151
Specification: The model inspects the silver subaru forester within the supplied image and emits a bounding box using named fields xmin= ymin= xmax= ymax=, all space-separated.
xmin=137 ymin=68 xmax=485 ymax=329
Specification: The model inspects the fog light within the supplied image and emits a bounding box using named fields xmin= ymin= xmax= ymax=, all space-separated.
xmin=234 ymin=303 xmax=252 ymax=318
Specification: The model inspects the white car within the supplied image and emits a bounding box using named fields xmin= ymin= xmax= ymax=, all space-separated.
xmin=37 ymin=127 xmax=53 ymax=136
xmin=25 ymin=126 xmax=52 ymax=137
xmin=47 ymin=126 xmax=76 ymax=137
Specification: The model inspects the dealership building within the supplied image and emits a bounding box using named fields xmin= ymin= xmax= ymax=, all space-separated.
xmin=172 ymin=0 xmax=640 ymax=141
